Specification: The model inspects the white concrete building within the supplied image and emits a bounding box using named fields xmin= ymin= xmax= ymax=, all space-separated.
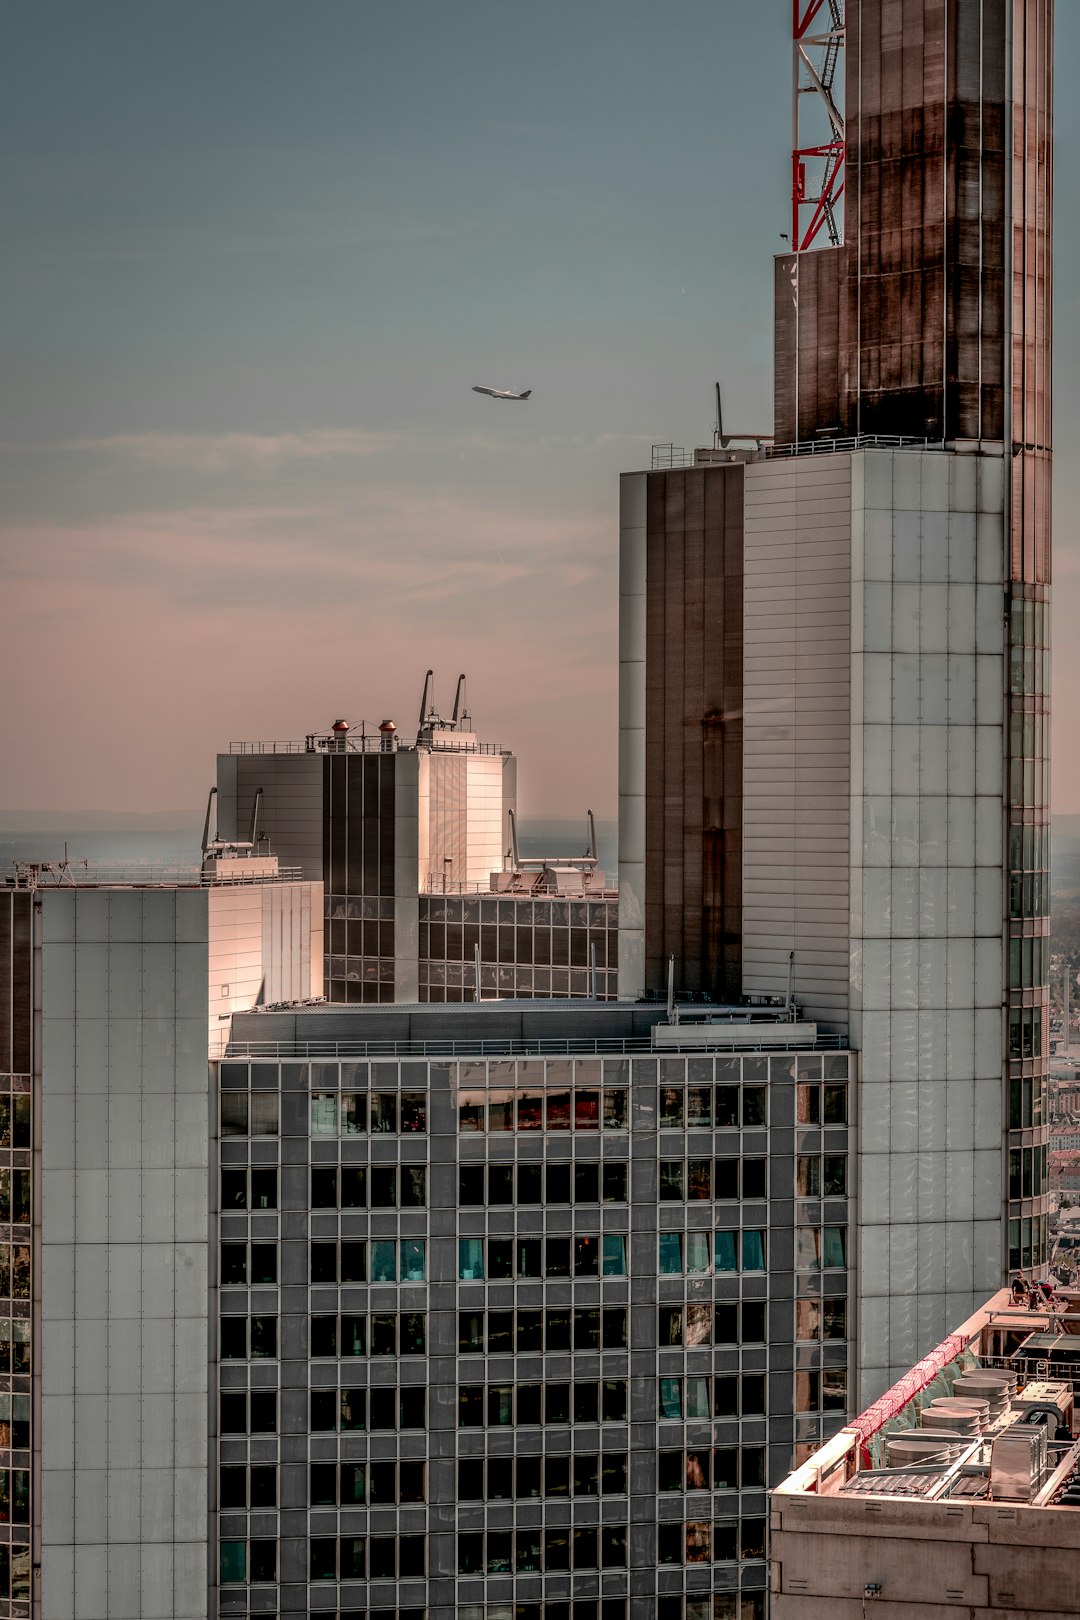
xmin=0 ymin=864 xmax=320 ymax=1620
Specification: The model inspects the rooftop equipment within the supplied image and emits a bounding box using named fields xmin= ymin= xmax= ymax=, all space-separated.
xmin=989 ymin=1426 xmax=1048 ymax=1502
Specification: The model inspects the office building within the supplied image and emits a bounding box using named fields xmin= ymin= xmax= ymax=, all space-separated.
xmin=0 ymin=856 xmax=320 ymax=1620
xmin=211 ymin=999 xmax=852 ymax=1620
xmin=2 ymin=5 xmax=1057 ymax=1618
xmin=770 ymin=1285 xmax=1080 ymax=1617
xmin=216 ymin=676 xmax=617 ymax=1006
xmin=619 ymin=0 xmax=1053 ymax=1399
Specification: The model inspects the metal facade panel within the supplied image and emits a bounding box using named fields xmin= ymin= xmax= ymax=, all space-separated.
xmin=215 ymin=751 xmax=324 ymax=880
xmin=39 ymin=890 xmax=211 ymax=1620
xmin=742 ymin=455 xmax=853 ymax=1029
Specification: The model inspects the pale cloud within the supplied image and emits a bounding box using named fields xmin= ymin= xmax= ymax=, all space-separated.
xmin=0 ymin=484 xmax=617 ymax=817
xmin=0 ymin=485 xmax=607 ymax=606
xmin=3 ymin=426 xmax=656 ymax=470
xmin=53 ymin=429 xmax=407 ymax=471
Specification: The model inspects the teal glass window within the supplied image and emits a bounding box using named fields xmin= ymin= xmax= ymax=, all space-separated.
xmin=220 ymin=1543 xmax=246 ymax=1584
xmin=658 ymin=1234 xmax=682 ymax=1275
xmin=459 ymin=1239 xmax=484 ymax=1280
xmin=401 ymin=1240 xmax=426 ymax=1282
xmin=822 ymin=1227 xmax=847 ymax=1269
xmin=659 ymin=1378 xmax=682 ymax=1420
xmin=602 ymin=1235 xmax=627 ymax=1276
xmin=742 ymin=1231 xmax=766 ymax=1272
xmin=370 ymin=1241 xmax=397 ymax=1283
xmin=715 ymin=1231 xmax=738 ymax=1273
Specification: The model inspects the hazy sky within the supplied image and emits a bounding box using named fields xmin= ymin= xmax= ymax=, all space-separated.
xmin=4 ymin=1 xmax=1079 ymax=819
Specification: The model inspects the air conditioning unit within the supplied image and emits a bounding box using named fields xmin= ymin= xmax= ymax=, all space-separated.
xmin=989 ymin=1426 xmax=1047 ymax=1502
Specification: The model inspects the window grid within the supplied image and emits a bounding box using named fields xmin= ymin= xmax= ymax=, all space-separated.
xmin=214 ymin=1049 xmax=851 ymax=1610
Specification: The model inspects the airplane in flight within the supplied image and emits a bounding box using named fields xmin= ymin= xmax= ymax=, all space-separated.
xmin=472 ymin=385 xmax=532 ymax=400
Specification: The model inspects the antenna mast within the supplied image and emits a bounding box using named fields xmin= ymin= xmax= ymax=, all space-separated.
xmin=418 ymin=669 xmax=436 ymax=730
xmin=452 ymin=674 xmax=469 ymax=729
xmin=792 ymin=1 xmax=846 ymax=252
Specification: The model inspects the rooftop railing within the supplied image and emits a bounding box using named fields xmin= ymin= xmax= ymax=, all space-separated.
xmin=765 ymin=433 xmax=945 ymax=458
xmin=419 ymin=879 xmax=618 ymax=897
xmin=228 ymin=736 xmax=510 ymax=756
xmin=650 ymin=434 xmax=947 ymax=471
xmin=223 ymin=1032 xmax=848 ymax=1060
xmin=3 ymin=864 xmax=304 ymax=890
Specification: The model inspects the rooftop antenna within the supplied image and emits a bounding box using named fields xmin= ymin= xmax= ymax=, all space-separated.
xmin=418 ymin=669 xmax=436 ymax=730
xmin=451 ymin=673 xmax=470 ymax=729
xmin=507 ymin=808 xmax=522 ymax=873
xmin=248 ymin=787 xmax=264 ymax=847
xmin=711 ymin=380 xmax=774 ymax=452
xmin=786 ymin=950 xmax=796 ymax=1020
xmin=714 ymin=382 xmax=730 ymax=450
xmin=666 ymin=955 xmax=676 ymax=1023
xmin=201 ymin=787 xmax=218 ymax=860
xmin=583 ymin=810 xmax=599 ymax=867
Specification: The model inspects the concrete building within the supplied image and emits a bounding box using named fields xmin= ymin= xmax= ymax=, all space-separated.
xmin=210 ymin=999 xmax=854 ymax=1620
xmin=217 ymin=677 xmax=617 ymax=1007
xmin=619 ymin=0 xmax=1053 ymax=1401
xmin=769 ymin=1285 xmax=1080 ymax=1617
xmin=0 ymin=858 xmax=320 ymax=1620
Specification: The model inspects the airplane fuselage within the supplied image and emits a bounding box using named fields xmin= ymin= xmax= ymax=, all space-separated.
xmin=472 ymin=386 xmax=531 ymax=400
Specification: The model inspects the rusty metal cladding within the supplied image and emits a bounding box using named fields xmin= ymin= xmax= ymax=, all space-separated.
xmin=774 ymin=0 xmax=1052 ymax=484
xmin=1010 ymin=0 xmax=1053 ymax=585
xmin=644 ymin=465 xmax=743 ymax=1001
xmin=774 ymin=248 xmax=844 ymax=444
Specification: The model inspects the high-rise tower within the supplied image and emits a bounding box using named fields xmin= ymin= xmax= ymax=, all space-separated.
xmin=619 ymin=0 xmax=1052 ymax=1400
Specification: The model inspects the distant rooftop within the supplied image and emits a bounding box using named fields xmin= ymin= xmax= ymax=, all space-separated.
xmin=2 ymin=853 xmax=305 ymax=891
xmin=775 ymin=1287 xmax=1080 ymax=1512
xmin=225 ymin=998 xmax=849 ymax=1060
xmin=649 ymin=434 xmax=963 ymax=472
xmin=227 ymin=734 xmax=509 ymax=757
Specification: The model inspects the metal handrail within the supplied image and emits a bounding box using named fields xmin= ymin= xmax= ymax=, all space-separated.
xmin=419 ymin=880 xmax=618 ymax=897
xmin=765 ymin=433 xmax=945 ymax=458
xmin=223 ymin=1034 xmax=848 ymax=1060
xmin=650 ymin=434 xmax=944 ymax=471
xmin=651 ymin=444 xmax=697 ymax=469
xmin=227 ymin=737 xmax=510 ymax=757
xmin=3 ymin=864 xmax=305 ymax=890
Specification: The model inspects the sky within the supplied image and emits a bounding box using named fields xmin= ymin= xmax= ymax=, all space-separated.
xmin=3 ymin=1 xmax=1079 ymax=821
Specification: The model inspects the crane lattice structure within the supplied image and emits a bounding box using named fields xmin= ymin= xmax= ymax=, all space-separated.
xmin=792 ymin=0 xmax=845 ymax=251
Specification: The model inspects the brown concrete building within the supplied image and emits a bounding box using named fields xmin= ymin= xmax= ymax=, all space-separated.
xmin=770 ymin=1287 xmax=1080 ymax=1617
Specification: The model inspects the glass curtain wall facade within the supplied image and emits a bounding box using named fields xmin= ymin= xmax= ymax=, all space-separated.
xmin=212 ymin=1033 xmax=853 ymax=1619
xmin=326 ymin=754 xmax=399 ymax=1003
xmin=640 ymin=466 xmax=744 ymax=1004
xmin=0 ymin=895 xmax=32 ymax=1619
xmin=1004 ymin=0 xmax=1053 ymax=1274
xmin=418 ymin=896 xmax=618 ymax=1003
